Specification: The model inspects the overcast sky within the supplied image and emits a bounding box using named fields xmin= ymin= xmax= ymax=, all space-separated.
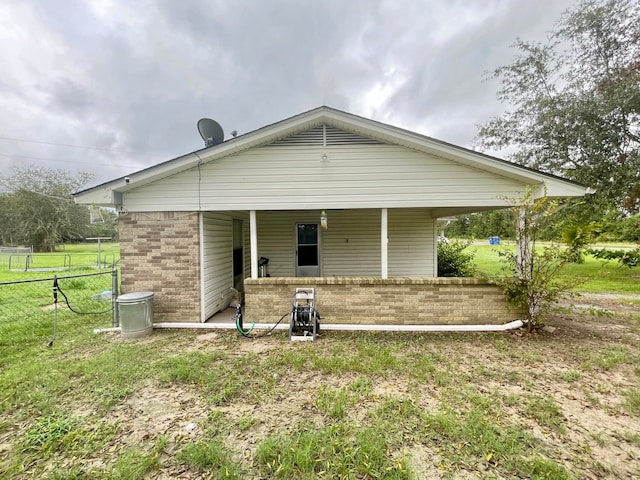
xmin=0 ymin=0 xmax=579 ymax=187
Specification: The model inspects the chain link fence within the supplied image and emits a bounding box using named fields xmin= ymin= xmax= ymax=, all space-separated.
xmin=0 ymin=269 xmax=118 ymax=345
xmin=4 ymin=253 xmax=118 ymax=272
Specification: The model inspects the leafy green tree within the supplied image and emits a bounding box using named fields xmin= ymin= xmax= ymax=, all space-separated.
xmin=477 ymin=0 xmax=640 ymax=216
xmin=606 ymin=214 xmax=640 ymax=242
xmin=445 ymin=210 xmax=515 ymax=241
xmin=497 ymin=191 xmax=578 ymax=332
xmin=0 ymin=166 xmax=94 ymax=251
xmin=0 ymin=194 xmax=18 ymax=246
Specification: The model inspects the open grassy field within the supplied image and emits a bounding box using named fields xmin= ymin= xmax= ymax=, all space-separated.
xmin=0 ymin=242 xmax=639 ymax=478
xmin=0 ymin=242 xmax=120 ymax=281
xmin=470 ymin=242 xmax=640 ymax=295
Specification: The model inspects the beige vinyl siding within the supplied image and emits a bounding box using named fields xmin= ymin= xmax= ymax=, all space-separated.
xmin=255 ymin=211 xmax=298 ymax=277
xmin=123 ymin=144 xmax=531 ymax=212
xmin=322 ymin=209 xmax=381 ymax=276
xmin=202 ymin=212 xmax=232 ymax=318
xmin=256 ymin=209 xmax=382 ymax=277
xmin=388 ymin=208 xmax=435 ymax=277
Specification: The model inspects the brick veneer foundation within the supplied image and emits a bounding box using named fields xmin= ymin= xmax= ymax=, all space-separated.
xmin=119 ymin=211 xmax=200 ymax=323
xmin=244 ymin=277 xmax=523 ymax=325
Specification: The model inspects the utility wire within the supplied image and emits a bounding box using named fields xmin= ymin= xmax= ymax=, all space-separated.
xmin=0 ymin=135 xmax=162 ymax=156
xmin=22 ymin=190 xmax=72 ymax=201
xmin=0 ymin=178 xmax=74 ymax=201
xmin=0 ymin=152 xmax=144 ymax=168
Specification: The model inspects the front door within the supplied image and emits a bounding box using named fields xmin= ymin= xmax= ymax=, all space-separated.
xmin=296 ymin=223 xmax=320 ymax=277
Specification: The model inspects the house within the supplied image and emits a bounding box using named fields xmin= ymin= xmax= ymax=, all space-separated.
xmin=74 ymin=106 xmax=588 ymax=327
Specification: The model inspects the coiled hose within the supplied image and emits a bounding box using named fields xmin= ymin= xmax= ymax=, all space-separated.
xmin=236 ymin=306 xmax=289 ymax=338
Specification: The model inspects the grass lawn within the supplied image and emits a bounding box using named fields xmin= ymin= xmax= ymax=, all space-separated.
xmin=0 ymin=242 xmax=120 ymax=280
xmin=0 ymin=242 xmax=639 ymax=478
xmin=470 ymin=243 xmax=640 ymax=295
xmin=1 ymin=305 xmax=639 ymax=479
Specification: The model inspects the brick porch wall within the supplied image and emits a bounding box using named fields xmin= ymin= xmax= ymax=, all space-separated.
xmin=119 ymin=211 xmax=200 ymax=323
xmin=244 ymin=277 xmax=523 ymax=325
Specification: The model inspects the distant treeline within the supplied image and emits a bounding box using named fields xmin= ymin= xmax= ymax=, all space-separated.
xmin=444 ymin=210 xmax=640 ymax=243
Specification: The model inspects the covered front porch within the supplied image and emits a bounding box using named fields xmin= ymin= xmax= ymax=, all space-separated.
xmin=244 ymin=207 xmax=436 ymax=281
xmin=200 ymin=206 xmax=438 ymax=322
xmin=202 ymin=207 xmax=522 ymax=327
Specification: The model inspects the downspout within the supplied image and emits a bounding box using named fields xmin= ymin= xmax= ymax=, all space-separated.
xmin=150 ymin=320 xmax=524 ymax=332
xmin=199 ymin=212 xmax=206 ymax=323
xmin=94 ymin=327 xmax=121 ymax=333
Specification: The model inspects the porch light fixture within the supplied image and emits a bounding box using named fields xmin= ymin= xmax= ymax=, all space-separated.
xmin=320 ymin=210 xmax=328 ymax=229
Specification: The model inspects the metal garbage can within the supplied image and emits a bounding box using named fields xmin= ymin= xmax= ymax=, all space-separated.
xmin=116 ymin=292 xmax=154 ymax=338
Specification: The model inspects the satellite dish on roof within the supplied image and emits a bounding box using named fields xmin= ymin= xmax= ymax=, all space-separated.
xmin=197 ymin=118 xmax=224 ymax=147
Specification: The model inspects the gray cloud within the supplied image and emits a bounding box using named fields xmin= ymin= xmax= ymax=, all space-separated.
xmin=0 ymin=0 xmax=579 ymax=185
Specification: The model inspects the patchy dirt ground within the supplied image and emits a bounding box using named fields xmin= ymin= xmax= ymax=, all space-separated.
xmin=105 ymin=294 xmax=640 ymax=478
xmin=2 ymin=293 xmax=639 ymax=479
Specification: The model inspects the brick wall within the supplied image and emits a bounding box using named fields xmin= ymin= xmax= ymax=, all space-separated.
xmin=119 ymin=211 xmax=200 ymax=323
xmin=244 ymin=277 xmax=524 ymax=325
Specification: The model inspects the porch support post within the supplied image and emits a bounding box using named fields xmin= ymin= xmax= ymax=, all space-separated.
xmin=381 ymin=208 xmax=388 ymax=279
xmin=250 ymin=210 xmax=258 ymax=280
xmin=433 ymin=217 xmax=439 ymax=277
xmin=515 ymin=207 xmax=531 ymax=280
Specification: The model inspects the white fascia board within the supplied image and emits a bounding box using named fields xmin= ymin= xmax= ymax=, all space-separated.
xmin=74 ymin=186 xmax=122 ymax=206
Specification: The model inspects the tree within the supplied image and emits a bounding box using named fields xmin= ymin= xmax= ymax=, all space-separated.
xmin=497 ymin=191 xmax=578 ymax=332
xmin=0 ymin=166 xmax=95 ymax=251
xmin=477 ymin=0 xmax=640 ymax=216
xmin=448 ymin=210 xmax=515 ymax=240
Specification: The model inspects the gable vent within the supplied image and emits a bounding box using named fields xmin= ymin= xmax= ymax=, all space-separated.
xmin=267 ymin=125 xmax=385 ymax=147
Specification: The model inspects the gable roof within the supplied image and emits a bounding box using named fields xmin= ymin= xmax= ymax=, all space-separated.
xmin=74 ymin=106 xmax=589 ymax=206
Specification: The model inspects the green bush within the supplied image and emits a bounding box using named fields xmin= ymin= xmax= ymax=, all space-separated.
xmin=588 ymin=248 xmax=640 ymax=268
xmin=437 ymin=240 xmax=475 ymax=277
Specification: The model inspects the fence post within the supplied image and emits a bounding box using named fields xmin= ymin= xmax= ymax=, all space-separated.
xmin=112 ymin=267 xmax=119 ymax=328
xmin=51 ymin=275 xmax=58 ymax=346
